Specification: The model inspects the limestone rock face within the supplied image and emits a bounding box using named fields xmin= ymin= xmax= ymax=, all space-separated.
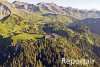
xmin=0 ymin=2 xmax=10 ymax=20
xmin=12 ymin=1 xmax=40 ymax=13
xmin=0 ymin=0 xmax=20 ymax=20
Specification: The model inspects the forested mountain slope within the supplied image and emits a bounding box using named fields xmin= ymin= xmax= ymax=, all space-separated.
xmin=0 ymin=0 xmax=100 ymax=67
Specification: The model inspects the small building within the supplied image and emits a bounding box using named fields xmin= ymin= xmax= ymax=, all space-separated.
xmin=43 ymin=34 xmax=57 ymax=40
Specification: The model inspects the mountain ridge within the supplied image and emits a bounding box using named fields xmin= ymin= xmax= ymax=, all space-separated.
xmin=1 ymin=0 xmax=100 ymax=20
xmin=12 ymin=1 xmax=100 ymax=19
xmin=75 ymin=18 xmax=100 ymax=35
xmin=0 ymin=0 xmax=22 ymax=20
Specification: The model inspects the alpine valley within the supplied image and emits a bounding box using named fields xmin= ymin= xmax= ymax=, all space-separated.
xmin=0 ymin=0 xmax=100 ymax=67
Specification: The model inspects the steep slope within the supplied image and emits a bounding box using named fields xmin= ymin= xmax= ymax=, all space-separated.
xmin=12 ymin=1 xmax=47 ymax=14
xmin=37 ymin=2 xmax=65 ymax=14
xmin=9 ymin=1 xmax=100 ymax=19
xmin=42 ymin=13 xmax=73 ymax=23
xmin=0 ymin=0 xmax=11 ymax=20
xmin=0 ymin=0 xmax=22 ymax=20
xmin=37 ymin=2 xmax=100 ymax=19
xmin=0 ymin=20 xmax=100 ymax=67
xmin=37 ymin=3 xmax=100 ymax=19
xmin=0 ymin=1 xmax=100 ymax=67
xmin=62 ymin=7 xmax=100 ymax=19
xmin=12 ymin=1 xmax=38 ymax=12
xmin=12 ymin=1 xmax=100 ymax=19
xmin=74 ymin=18 xmax=100 ymax=35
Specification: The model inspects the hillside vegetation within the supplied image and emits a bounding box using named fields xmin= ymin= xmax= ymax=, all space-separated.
xmin=0 ymin=0 xmax=100 ymax=67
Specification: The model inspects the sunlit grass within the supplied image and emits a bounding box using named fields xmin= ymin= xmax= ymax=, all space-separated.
xmin=12 ymin=33 xmax=43 ymax=45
